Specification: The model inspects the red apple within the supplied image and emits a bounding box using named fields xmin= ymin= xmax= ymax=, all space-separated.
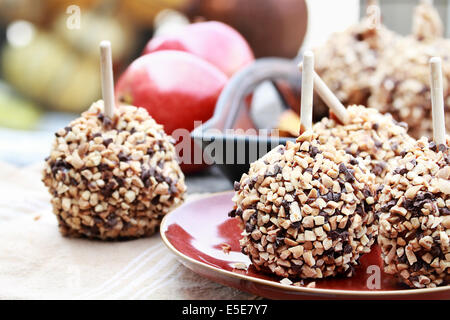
xmin=143 ymin=21 xmax=254 ymax=78
xmin=115 ymin=50 xmax=228 ymax=173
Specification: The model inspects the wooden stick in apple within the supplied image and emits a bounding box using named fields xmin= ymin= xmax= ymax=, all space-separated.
xmin=429 ymin=56 xmax=446 ymax=145
xmin=100 ymin=40 xmax=115 ymax=119
xmin=300 ymin=50 xmax=314 ymax=133
xmin=299 ymin=57 xmax=349 ymax=125
xmin=312 ymin=71 xmax=349 ymax=125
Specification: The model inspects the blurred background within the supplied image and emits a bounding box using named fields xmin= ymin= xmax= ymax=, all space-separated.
xmin=0 ymin=0 xmax=446 ymax=166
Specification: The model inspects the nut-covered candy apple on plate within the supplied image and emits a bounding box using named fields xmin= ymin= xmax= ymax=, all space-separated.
xmin=42 ymin=41 xmax=186 ymax=240
xmin=231 ymin=52 xmax=378 ymax=281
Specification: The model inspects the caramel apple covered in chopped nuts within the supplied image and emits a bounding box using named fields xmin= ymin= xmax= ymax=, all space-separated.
xmin=368 ymin=37 xmax=450 ymax=139
xmin=230 ymin=130 xmax=378 ymax=279
xmin=313 ymin=3 xmax=397 ymax=115
xmin=377 ymin=57 xmax=449 ymax=289
xmin=42 ymin=101 xmax=186 ymax=240
xmin=313 ymin=105 xmax=415 ymax=184
xmin=377 ymin=137 xmax=449 ymax=288
xmin=368 ymin=1 xmax=450 ymax=139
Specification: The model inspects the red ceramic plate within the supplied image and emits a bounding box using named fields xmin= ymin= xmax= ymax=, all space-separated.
xmin=160 ymin=191 xmax=450 ymax=299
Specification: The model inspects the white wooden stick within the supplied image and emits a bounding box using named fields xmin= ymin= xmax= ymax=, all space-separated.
xmin=298 ymin=62 xmax=349 ymax=124
xmin=100 ymin=40 xmax=115 ymax=119
xmin=429 ymin=57 xmax=446 ymax=145
xmin=311 ymin=71 xmax=349 ymax=124
xmin=300 ymin=51 xmax=314 ymax=132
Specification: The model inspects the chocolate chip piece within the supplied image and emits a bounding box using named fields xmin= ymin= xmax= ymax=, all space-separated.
xmin=70 ymin=178 xmax=78 ymax=186
xmin=248 ymin=176 xmax=258 ymax=189
xmin=398 ymin=254 xmax=408 ymax=264
xmin=151 ymin=195 xmax=160 ymax=205
xmin=445 ymin=155 xmax=450 ymax=165
xmin=344 ymin=244 xmax=352 ymax=254
xmin=355 ymin=32 xmax=364 ymax=41
xmin=291 ymin=264 xmax=302 ymax=273
xmin=356 ymin=204 xmax=366 ymax=217
xmin=328 ymin=230 xmax=349 ymax=241
xmin=429 ymin=141 xmax=437 ymax=152
xmin=339 ymin=163 xmax=355 ymax=182
xmin=106 ymin=214 xmax=119 ymax=227
xmin=228 ymin=209 xmax=237 ymax=218
xmin=372 ymin=162 xmax=385 ymax=176
xmin=275 ymin=236 xmax=285 ymax=247
xmin=411 ymin=261 xmax=423 ymax=272
xmin=98 ymin=113 xmax=113 ymax=128
xmin=362 ymin=188 xmax=372 ymax=198
xmin=101 ymin=181 xmax=117 ymax=197
xmin=141 ymin=169 xmax=151 ymax=182
xmin=380 ymin=200 xmax=396 ymax=212
xmin=169 ymin=182 xmax=179 ymax=195
xmin=390 ymin=142 xmax=399 ymax=151
xmin=115 ymin=176 xmax=124 ymax=187
xmin=344 ymin=147 xmax=354 ymax=155
xmin=324 ymin=248 xmax=335 ymax=258
xmin=245 ymin=222 xmax=255 ymax=233
xmin=328 ymin=231 xmax=340 ymax=241
xmin=338 ymin=163 xmax=347 ymax=174
xmin=118 ymin=151 xmax=130 ymax=162
xmin=103 ymin=138 xmax=113 ymax=147
xmin=325 ymin=192 xmax=341 ymax=202
xmin=281 ymin=200 xmax=290 ymax=214
xmin=344 ymin=265 xmax=355 ymax=277
xmin=394 ymin=167 xmax=407 ymax=175
xmin=374 ymin=139 xmax=382 ymax=148
xmin=309 ymin=145 xmax=320 ymax=157
xmin=376 ymin=184 xmax=384 ymax=194
xmin=233 ymin=181 xmax=241 ymax=191
xmin=50 ymin=159 xmax=72 ymax=176
xmin=430 ymin=245 xmax=442 ymax=258
xmin=147 ymin=147 xmax=156 ymax=157
xmin=291 ymin=221 xmax=301 ymax=229
xmin=98 ymin=163 xmax=110 ymax=172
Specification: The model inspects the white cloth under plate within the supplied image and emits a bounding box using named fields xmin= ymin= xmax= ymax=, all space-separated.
xmin=0 ymin=163 xmax=254 ymax=300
